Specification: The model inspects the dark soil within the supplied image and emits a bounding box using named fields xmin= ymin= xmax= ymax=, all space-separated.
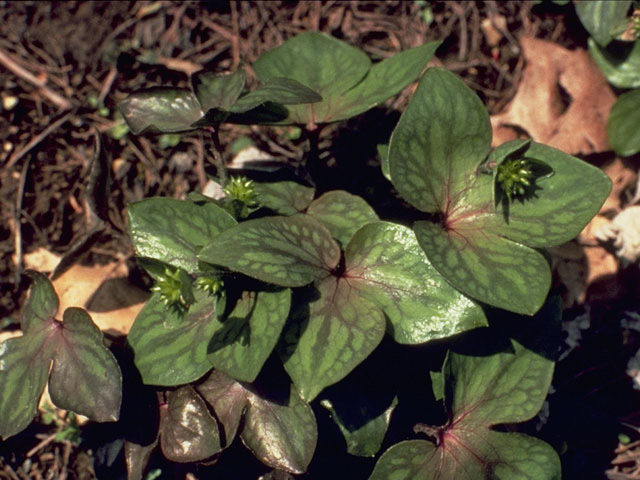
xmin=1 ymin=2 xmax=639 ymax=479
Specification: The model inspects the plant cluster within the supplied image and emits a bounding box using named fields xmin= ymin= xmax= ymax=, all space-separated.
xmin=0 ymin=31 xmax=611 ymax=479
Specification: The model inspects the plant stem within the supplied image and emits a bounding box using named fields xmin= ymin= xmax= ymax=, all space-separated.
xmin=305 ymin=127 xmax=321 ymax=186
xmin=205 ymin=126 xmax=228 ymax=187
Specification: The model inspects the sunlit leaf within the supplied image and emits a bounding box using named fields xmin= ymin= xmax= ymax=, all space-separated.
xmin=607 ymin=88 xmax=640 ymax=156
xmin=589 ymin=37 xmax=640 ymax=88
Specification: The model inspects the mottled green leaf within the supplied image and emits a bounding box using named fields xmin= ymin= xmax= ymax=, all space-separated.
xmin=48 ymin=307 xmax=122 ymax=422
xmin=331 ymin=41 xmax=440 ymax=122
xmin=253 ymin=32 xmax=435 ymax=125
xmin=389 ymin=68 xmax=609 ymax=313
xmin=253 ymin=31 xmax=370 ymax=125
xmin=192 ymin=69 xmax=246 ymax=112
xmin=196 ymin=370 xmax=248 ymax=446
xmin=320 ymin=395 xmax=397 ymax=458
xmin=253 ymin=181 xmax=315 ymax=216
xmin=306 ymin=191 xmax=379 ymax=247
xmin=207 ymin=289 xmax=291 ymax=382
xmin=370 ymin=303 xmax=561 ymax=480
xmin=159 ymin=386 xmax=221 ymax=462
xmin=414 ymin=220 xmax=550 ymax=315
xmin=608 ymin=88 xmax=640 ymax=156
xmin=576 ymin=0 xmax=632 ymax=46
xmin=242 ymin=387 xmax=317 ymax=474
xmin=0 ymin=333 xmax=51 ymax=439
xmin=589 ymin=38 xmax=640 ymax=88
xmin=127 ymin=293 xmax=217 ymax=386
xmin=280 ymin=278 xmax=386 ymax=402
xmin=119 ymin=88 xmax=204 ymax=134
xmin=128 ymin=198 xmax=237 ymax=274
xmin=389 ymin=68 xmax=491 ymax=213
xmin=345 ymin=222 xmax=487 ymax=343
xmin=199 ymin=215 xmax=340 ymax=287
xmin=230 ymin=77 xmax=322 ymax=113
xmin=1 ymin=274 xmax=122 ymax=440
xmin=22 ymin=270 xmax=58 ymax=333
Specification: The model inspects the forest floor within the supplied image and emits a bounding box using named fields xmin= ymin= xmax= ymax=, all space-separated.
xmin=1 ymin=1 xmax=640 ymax=479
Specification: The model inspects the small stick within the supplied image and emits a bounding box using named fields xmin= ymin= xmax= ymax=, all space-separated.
xmin=5 ymin=112 xmax=72 ymax=170
xmin=0 ymin=47 xmax=72 ymax=110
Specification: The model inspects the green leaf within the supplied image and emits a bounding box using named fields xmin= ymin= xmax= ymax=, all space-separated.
xmin=199 ymin=215 xmax=340 ymax=287
xmin=345 ymin=222 xmax=487 ymax=343
xmin=306 ymin=191 xmax=379 ymax=247
xmin=128 ymin=198 xmax=237 ymax=274
xmin=389 ymin=68 xmax=610 ymax=314
xmin=196 ymin=370 xmax=248 ymax=447
xmin=320 ymin=395 xmax=397 ymax=458
xmin=192 ymin=69 xmax=246 ymax=112
xmin=207 ymin=288 xmax=291 ymax=382
xmin=575 ymin=0 xmax=632 ymax=46
xmin=0 ymin=274 xmax=122 ymax=440
xmin=589 ymin=38 xmax=640 ymax=88
xmin=159 ymin=386 xmax=221 ymax=462
xmin=229 ymin=77 xmax=322 ymax=113
xmin=280 ymin=278 xmax=386 ymax=402
xmin=608 ymin=88 xmax=640 ymax=156
xmin=253 ymin=181 xmax=315 ymax=216
xmin=0 ymin=334 xmax=51 ymax=439
xmin=253 ymin=31 xmax=370 ymax=125
xmin=370 ymin=302 xmax=561 ymax=480
xmin=253 ymin=32 xmax=436 ymax=125
xmin=48 ymin=307 xmax=122 ymax=421
xmin=389 ymin=68 xmax=492 ymax=213
xmin=377 ymin=144 xmax=390 ymax=181
xmin=22 ymin=270 xmax=58 ymax=333
xmin=119 ymin=88 xmax=204 ymax=134
xmin=331 ymin=41 xmax=440 ymax=122
xmin=414 ymin=220 xmax=551 ymax=315
xmin=242 ymin=386 xmax=317 ymax=474
xmin=127 ymin=293 xmax=217 ymax=386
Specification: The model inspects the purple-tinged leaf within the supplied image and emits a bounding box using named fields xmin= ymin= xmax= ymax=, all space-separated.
xmin=192 ymin=69 xmax=246 ymax=112
xmin=22 ymin=270 xmax=58 ymax=333
xmin=242 ymin=387 xmax=317 ymax=474
xmin=196 ymin=370 xmax=249 ymax=446
xmin=48 ymin=307 xmax=122 ymax=422
xmin=125 ymin=437 xmax=159 ymax=480
xmin=159 ymin=385 xmax=221 ymax=462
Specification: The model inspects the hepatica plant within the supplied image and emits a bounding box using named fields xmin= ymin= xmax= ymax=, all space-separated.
xmin=0 ymin=31 xmax=612 ymax=479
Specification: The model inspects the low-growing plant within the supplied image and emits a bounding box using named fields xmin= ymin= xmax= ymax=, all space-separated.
xmin=0 ymin=31 xmax=611 ymax=479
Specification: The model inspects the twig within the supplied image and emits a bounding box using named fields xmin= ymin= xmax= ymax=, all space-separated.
xmin=12 ymin=157 xmax=30 ymax=283
xmin=98 ymin=66 xmax=118 ymax=104
xmin=230 ymin=1 xmax=241 ymax=68
xmin=0 ymin=46 xmax=72 ymax=110
xmin=26 ymin=432 xmax=58 ymax=458
xmin=5 ymin=112 xmax=72 ymax=170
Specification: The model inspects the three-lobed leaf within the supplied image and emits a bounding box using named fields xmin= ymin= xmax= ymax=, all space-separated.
xmin=389 ymin=67 xmax=610 ymax=314
xmin=196 ymin=371 xmax=317 ymax=473
xmin=252 ymin=31 xmax=438 ymax=126
xmin=370 ymin=301 xmax=562 ymax=480
xmin=0 ymin=273 xmax=121 ymax=440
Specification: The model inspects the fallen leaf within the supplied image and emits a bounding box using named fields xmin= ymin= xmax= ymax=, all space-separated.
xmin=52 ymin=263 xmax=148 ymax=336
xmin=491 ymin=37 xmax=616 ymax=154
xmin=23 ymin=247 xmax=61 ymax=272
